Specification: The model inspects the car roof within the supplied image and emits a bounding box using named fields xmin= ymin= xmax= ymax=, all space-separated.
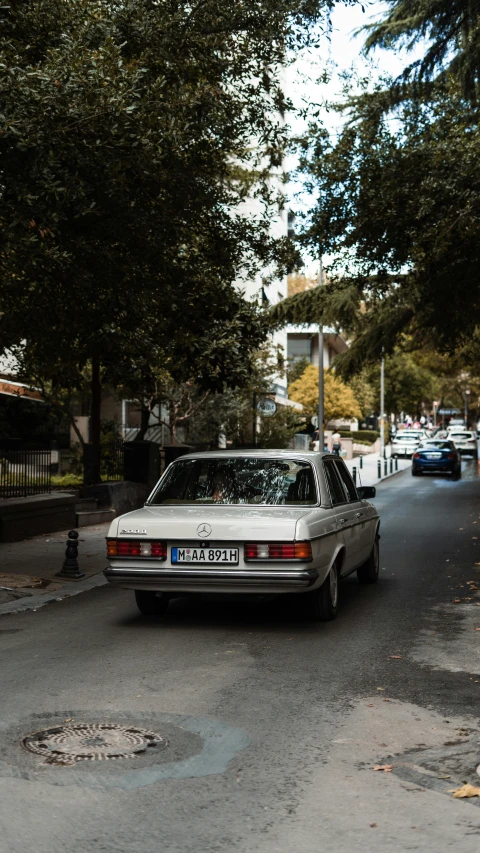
xmin=170 ymin=449 xmax=332 ymax=461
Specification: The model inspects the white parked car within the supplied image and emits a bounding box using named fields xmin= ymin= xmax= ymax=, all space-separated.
xmin=447 ymin=430 xmax=478 ymax=459
xmin=391 ymin=430 xmax=427 ymax=457
xmin=105 ymin=451 xmax=380 ymax=622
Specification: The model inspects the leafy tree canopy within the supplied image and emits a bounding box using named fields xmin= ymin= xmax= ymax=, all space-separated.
xmin=363 ymin=0 xmax=480 ymax=99
xmin=271 ymin=79 xmax=480 ymax=375
xmin=288 ymin=364 xmax=362 ymax=421
xmin=0 ymin=0 xmax=357 ymax=464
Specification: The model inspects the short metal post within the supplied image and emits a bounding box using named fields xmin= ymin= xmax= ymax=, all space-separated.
xmin=377 ymin=460 xmax=382 ymax=479
xmin=56 ymin=530 xmax=85 ymax=580
xmin=390 ymin=458 xmax=393 ymax=474
xmin=352 ymin=466 xmax=357 ymax=485
xmin=383 ymin=448 xmax=387 ymax=460
xmin=359 ymin=456 xmax=363 ymax=469
xmin=384 ymin=459 xmax=388 ymax=476
xmin=395 ymin=458 xmax=398 ymax=471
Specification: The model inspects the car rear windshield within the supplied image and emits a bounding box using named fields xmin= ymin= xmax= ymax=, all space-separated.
xmin=420 ymin=441 xmax=452 ymax=450
xmin=149 ymin=458 xmax=318 ymax=506
xmin=450 ymin=432 xmax=475 ymax=439
xmin=397 ymin=435 xmax=419 ymax=442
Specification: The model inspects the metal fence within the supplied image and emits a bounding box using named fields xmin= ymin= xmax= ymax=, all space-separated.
xmin=101 ymin=439 xmax=125 ymax=481
xmin=0 ymin=446 xmax=52 ymax=498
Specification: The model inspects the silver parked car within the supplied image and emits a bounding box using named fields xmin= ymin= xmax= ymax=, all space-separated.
xmin=391 ymin=430 xmax=427 ymax=457
xmin=105 ymin=451 xmax=380 ymax=622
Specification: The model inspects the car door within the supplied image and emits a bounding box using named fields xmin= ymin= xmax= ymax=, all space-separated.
xmin=322 ymin=459 xmax=360 ymax=574
xmin=333 ymin=459 xmax=373 ymax=565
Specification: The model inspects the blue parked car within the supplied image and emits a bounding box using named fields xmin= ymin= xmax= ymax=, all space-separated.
xmin=412 ymin=439 xmax=461 ymax=479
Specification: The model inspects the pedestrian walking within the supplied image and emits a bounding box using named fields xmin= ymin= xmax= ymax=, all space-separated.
xmin=330 ymin=431 xmax=343 ymax=456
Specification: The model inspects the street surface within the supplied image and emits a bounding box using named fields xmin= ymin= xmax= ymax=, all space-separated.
xmin=2 ymin=461 xmax=480 ymax=852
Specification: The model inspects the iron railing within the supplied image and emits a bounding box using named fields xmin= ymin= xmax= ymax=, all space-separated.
xmin=0 ymin=446 xmax=52 ymax=498
xmin=101 ymin=439 xmax=125 ymax=481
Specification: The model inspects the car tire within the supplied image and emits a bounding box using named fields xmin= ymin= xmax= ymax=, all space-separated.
xmin=308 ymin=561 xmax=339 ymax=621
xmin=135 ymin=590 xmax=169 ymax=616
xmin=357 ymin=537 xmax=380 ymax=585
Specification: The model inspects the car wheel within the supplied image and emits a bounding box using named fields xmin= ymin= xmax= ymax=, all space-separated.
xmin=134 ymin=590 xmax=169 ymax=616
xmin=308 ymin=561 xmax=339 ymax=621
xmin=357 ymin=537 xmax=380 ymax=585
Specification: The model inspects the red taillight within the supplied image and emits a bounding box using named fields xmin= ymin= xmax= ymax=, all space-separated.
xmin=447 ymin=452 xmax=456 ymax=459
xmin=107 ymin=539 xmax=167 ymax=560
xmin=413 ymin=453 xmax=420 ymax=459
xmin=244 ymin=542 xmax=312 ymax=561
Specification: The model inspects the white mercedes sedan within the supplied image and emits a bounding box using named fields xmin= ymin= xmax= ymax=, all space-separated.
xmin=104 ymin=450 xmax=380 ymax=621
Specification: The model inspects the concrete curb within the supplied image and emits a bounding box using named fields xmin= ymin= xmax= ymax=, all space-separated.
xmin=0 ymin=572 xmax=107 ymax=618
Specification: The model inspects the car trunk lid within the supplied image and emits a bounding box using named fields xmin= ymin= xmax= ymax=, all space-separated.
xmin=112 ymin=505 xmax=313 ymax=542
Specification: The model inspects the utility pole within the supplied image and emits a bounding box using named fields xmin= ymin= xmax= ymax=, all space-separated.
xmin=318 ymin=257 xmax=324 ymax=453
xmin=380 ymin=348 xmax=385 ymax=458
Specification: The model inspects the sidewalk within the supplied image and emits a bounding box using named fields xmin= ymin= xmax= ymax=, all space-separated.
xmin=344 ymin=448 xmax=410 ymax=486
xmin=0 ymin=523 xmax=110 ymax=611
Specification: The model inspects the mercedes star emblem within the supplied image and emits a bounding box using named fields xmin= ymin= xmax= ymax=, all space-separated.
xmin=197 ymin=523 xmax=212 ymax=538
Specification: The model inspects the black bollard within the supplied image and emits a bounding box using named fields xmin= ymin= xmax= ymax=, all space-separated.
xmin=390 ymin=458 xmax=393 ymax=474
xmin=352 ymin=466 xmax=357 ymax=485
xmin=359 ymin=455 xmax=363 ymax=469
xmin=384 ymin=459 xmax=388 ymax=476
xmin=56 ymin=530 xmax=86 ymax=581
xmin=377 ymin=460 xmax=382 ymax=479
xmin=395 ymin=458 xmax=398 ymax=471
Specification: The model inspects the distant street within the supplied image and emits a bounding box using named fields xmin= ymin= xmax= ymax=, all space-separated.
xmin=2 ymin=461 xmax=480 ymax=852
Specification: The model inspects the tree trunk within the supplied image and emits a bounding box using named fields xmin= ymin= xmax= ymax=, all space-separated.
xmin=87 ymin=355 xmax=102 ymax=484
xmin=168 ymin=402 xmax=176 ymax=444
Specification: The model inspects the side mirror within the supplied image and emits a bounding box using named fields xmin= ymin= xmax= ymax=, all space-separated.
xmin=358 ymin=486 xmax=376 ymax=500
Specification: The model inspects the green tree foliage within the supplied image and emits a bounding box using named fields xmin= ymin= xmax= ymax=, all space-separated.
xmin=0 ymin=0 xmax=357 ymax=472
xmin=363 ymin=0 xmax=480 ymax=98
xmin=288 ymin=364 xmax=362 ymax=421
xmin=271 ymin=80 xmax=480 ymax=374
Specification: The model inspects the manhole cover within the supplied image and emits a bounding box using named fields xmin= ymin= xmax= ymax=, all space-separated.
xmin=22 ymin=724 xmax=168 ymax=765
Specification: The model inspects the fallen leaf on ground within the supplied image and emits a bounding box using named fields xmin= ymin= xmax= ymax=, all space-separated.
xmin=376 ymin=687 xmax=385 ymax=691
xmin=372 ymin=765 xmax=393 ymax=772
xmin=453 ymin=599 xmax=462 ymax=603
xmin=64 ymin=718 xmax=72 ymax=722
xmin=390 ymin=655 xmax=403 ymax=659
xmin=475 ymin=628 xmax=480 ymax=631
xmin=437 ymin=775 xmax=451 ymax=779
xmin=383 ymin=699 xmax=390 ymax=703
xmin=367 ymin=703 xmax=374 ymax=707
xmin=370 ymin=823 xmax=377 ymax=828
xmin=473 ymin=537 xmax=478 ymax=540
xmin=450 ymin=784 xmax=480 ymax=799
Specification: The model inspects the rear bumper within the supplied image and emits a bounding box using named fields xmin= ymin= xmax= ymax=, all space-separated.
xmin=412 ymin=461 xmax=455 ymax=472
xmin=104 ymin=566 xmax=319 ymax=594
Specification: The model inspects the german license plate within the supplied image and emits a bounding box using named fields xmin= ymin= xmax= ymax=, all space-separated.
xmin=425 ymin=452 xmax=442 ymax=458
xmin=171 ymin=547 xmax=239 ymax=565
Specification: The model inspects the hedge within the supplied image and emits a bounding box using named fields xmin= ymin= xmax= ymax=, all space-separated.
xmin=339 ymin=430 xmax=380 ymax=443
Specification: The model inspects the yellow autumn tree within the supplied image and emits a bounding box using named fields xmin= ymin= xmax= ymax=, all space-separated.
xmin=288 ymin=364 xmax=362 ymax=423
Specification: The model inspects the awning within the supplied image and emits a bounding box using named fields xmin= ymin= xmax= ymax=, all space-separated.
xmin=0 ymin=379 xmax=43 ymax=402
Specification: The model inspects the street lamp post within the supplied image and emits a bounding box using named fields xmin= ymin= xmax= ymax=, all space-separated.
xmin=318 ymin=258 xmax=324 ymax=453
xmin=464 ymin=389 xmax=471 ymax=426
xmin=380 ymin=349 xmax=385 ymax=458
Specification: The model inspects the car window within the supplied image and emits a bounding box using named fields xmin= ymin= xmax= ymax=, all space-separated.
xmin=450 ymin=432 xmax=474 ymax=440
xmin=333 ymin=459 xmax=358 ymax=501
xmin=149 ymin=457 xmax=318 ymax=506
xmin=323 ymin=460 xmax=347 ymax=505
xmin=397 ymin=435 xmax=419 ymax=442
xmin=420 ymin=441 xmax=453 ymax=450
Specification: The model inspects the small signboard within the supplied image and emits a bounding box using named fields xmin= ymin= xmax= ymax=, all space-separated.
xmin=257 ymin=397 xmax=277 ymax=417
xmin=438 ymin=408 xmax=461 ymax=415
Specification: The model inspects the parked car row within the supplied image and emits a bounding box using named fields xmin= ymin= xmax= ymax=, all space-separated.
xmin=392 ymin=426 xmax=478 ymax=461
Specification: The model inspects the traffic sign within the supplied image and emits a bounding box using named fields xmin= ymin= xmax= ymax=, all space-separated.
xmin=256 ymin=397 xmax=277 ymax=417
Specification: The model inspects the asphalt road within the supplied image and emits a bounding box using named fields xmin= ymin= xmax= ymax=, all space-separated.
xmin=2 ymin=462 xmax=480 ymax=853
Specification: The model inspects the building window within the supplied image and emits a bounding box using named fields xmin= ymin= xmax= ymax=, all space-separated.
xmin=287 ymin=335 xmax=312 ymax=362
